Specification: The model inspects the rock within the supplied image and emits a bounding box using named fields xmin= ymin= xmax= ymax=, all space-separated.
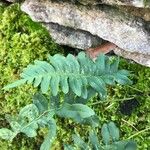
xmin=45 ymin=23 xmax=150 ymax=67
xmin=117 ymin=6 xmax=150 ymax=21
xmin=76 ymin=0 xmax=101 ymax=6
xmin=21 ymin=0 xmax=150 ymax=54
xmin=101 ymin=0 xmax=150 ymax=8
xmin=21 ymin=0 xmax=150 ymax=67
xmin=114 ymin=47 xmax=150 ymax=67
xmin=69 ymin=0 xmax=150 ymax=8
xmin=44 ymin=22 xmax=102 ymax=49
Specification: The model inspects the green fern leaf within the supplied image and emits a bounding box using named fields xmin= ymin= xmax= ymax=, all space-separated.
xmin=110 ymin=57 xmax=119 ymax=73
xmin=89 ymin=131 xmax=101 ymax=150
xmin=56 ymin=103 xmax=95 ymax=123
xmin=3 ymin=79 xmax=27 ymax=90
xmin=3 ymin=52 xmax=132 ymax=99
xmin=19 ymin=104 xmax=39 ymax=121
xmin=50 ymin=95 xmax=60 ymax=110
xmin=69 ymin=76 xmax=82 ymax=96
xmin=64 ymin=144 xmax=75 ymax=150
xmin=77 ymin=115 xmax=100 ymax=127
xmin=50 ymin=75 xmax=60 ymax=96
xmin=0 ymin=128 xmax=15 ymax=141
xmin=108 ymin=121 xmax=120 ymax=142
xmin=101 ymin=123 xmax=110 ymax=145
xmin=72 ymin=134 xmax=89 ymax=150
xmin=95 ymin=54 xmax=105 ymax=74
xmin=40 ymin=119 xmax=56 ymax=150
xmin=60 ymin=76 xmax=69 ymax=94
xmin=109 ymin=140 xmax=137 ymax=150
xmin=9 ymin=121 xmax=21 ymax=132
xmin=125 ymin=141 xmax=137 ymax=150
xmin=21 ymin=126 xmax=37 ymax=137
xmin=33 ymin=93 xmax=48 ymax=114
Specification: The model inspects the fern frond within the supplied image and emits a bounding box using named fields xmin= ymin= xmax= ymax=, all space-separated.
xmin=3 ymin=52 xmax=132 ymax=99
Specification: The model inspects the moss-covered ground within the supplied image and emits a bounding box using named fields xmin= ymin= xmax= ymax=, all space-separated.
xmin=0 ymin=3 xmax=150 ymax=150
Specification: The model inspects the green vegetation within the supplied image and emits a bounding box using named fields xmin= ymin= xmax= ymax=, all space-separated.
xmin=1 ymin=52 xmax=135 ymax=150
xmin=144 ymin=0 xmax=150 ymax=7
xmin=65 ymin=122 xmax=136 ymax=150
xmin=0 ymin=3 xmax=150 ymax=150
xmin=0 ymin=4 xmax=64 ymax=150
xmin=3 ymin=52 xmax=132 ymax=98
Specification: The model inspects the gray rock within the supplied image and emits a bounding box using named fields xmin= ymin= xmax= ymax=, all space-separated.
xmin=21 ymin=0 xmax=150 ymax=67
xmin=59 ymin=0 xmax=150 ymax=8
xmin=117 ymin=6 xmax=150 ymax=21
xmin=21 ymin=0 xmax=150 ymax=55
xmin=45 ymin=22 xmax=150 ymax=67
xmin=101 ymin=0 xmax=150 ymax=8
xmin=114 ymin=47 xmax=150 ymax=67
xmin=44 ymin=22 xmax=102 ymax=49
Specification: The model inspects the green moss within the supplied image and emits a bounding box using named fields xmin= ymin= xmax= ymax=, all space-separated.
xmin=0 ymin=4 xmax=64 ymax=149
xmin=90 ymin=59 xmax=150 ymax=149
xmin=144 ymin=0 xmax=150 ymax=7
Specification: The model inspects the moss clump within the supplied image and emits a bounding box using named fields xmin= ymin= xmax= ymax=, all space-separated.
xmin=0 ymin=4 xmax=64 ymax=149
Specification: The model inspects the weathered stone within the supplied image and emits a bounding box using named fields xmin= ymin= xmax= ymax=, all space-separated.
xmin=114 ymin=47 xmax=150 ymax=67
xmin=21 ymin=0 xmax=150 ymax=55
xmin=44 ymin=22 xmax=102 ymax=49
xmin=101 ymin=0 xmax=150 ymax=8
xmin=68 ymin=0 xmax=150 ymax=8
xmin=118 ymin=6 xmax=150 ymax=21
xmin=45 ymin=22 xmax=150 ymax=67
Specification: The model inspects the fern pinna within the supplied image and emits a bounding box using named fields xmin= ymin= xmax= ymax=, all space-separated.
xmin=64 ymin=122 xmax=137 ymax=150
xmin=4 ymin=52 xmax=132 ymax=99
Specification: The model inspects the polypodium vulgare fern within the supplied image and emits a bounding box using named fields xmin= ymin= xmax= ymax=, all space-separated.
xmin=0 ymin=93 xmax=99 ymax=150
xmin=1 ymin=52 xmax=136 ymax=149
xmin=64 ymin=122 xmax=137 ymax=150
xmin=3 ymin=52 xmax=132 ymax=99
xmin=0 ymin=93 xmax=136 ymax=150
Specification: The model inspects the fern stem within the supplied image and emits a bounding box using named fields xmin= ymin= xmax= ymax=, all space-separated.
xmin=121 ymin=119 xmax=138 ymax=131
xmin=89 ymin=96 xmax=135 ymax=106
xmin=105 ymin=103 xmax=115 ymax=110
xmin=126 ymin=85 xmax=143 ymax=93
xmin=127 ymin=127 xmax=150 ymax=139
xmin=20 ymin=108 xmax=57 ymax=132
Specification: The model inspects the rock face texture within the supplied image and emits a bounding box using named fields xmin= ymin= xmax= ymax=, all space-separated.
xmin=44 ymin=23 xmax=102 ymax=49
xmin=118 ymin=6 xmax=150 ymax=21
xmin=21 ymin=0 xmax=150 ymax=67
xmin=78 ymin=0 xmax=150 ymax=8
xmin=101 ymin=0 xmax=150 ymax=8
xmin=114 ymin=47 xmax=150 ymax=67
